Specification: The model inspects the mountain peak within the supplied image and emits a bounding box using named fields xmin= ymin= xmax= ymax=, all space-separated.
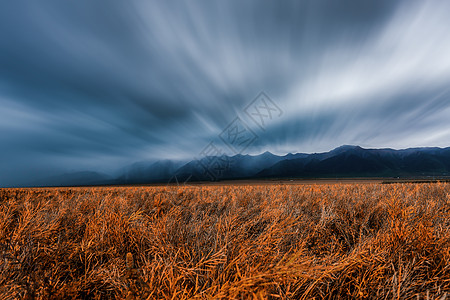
xmin=261 ymin=151 xmax=274 ymax=156
xmin=335 ymin=145 xmax=362 ymax=150
xmin=331 ymin=145 xmax=363 ymax=153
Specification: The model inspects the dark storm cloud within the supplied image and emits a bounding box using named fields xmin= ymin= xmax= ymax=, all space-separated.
xmin=1 ymin=0 xmax=450 ymax=186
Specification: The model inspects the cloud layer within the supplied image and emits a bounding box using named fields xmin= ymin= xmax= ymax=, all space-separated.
xmin=1 ymin=0 xmax=450 ymax=186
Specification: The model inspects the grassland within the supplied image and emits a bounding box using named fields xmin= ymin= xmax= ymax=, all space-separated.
xmin=1 ymin=183 xmax=450 ymax=299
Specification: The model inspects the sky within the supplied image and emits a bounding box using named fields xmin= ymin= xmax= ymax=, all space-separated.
xmin=1 ymin=0 xmax=450 ymax=186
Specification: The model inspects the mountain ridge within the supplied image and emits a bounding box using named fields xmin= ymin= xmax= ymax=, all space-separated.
xmin=21 ymin=145 xmax=450 ymax=187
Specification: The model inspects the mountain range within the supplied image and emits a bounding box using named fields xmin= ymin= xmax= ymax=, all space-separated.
xmin=25 ymin=145 xmax=450 ymax=187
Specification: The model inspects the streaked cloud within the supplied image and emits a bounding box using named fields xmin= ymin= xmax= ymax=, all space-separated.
xmin=0 ymin=0 xmax=449 ymax=186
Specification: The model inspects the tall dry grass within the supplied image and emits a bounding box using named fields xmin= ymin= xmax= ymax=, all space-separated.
xmin=1 ymin=183 xmax=450 ymax=299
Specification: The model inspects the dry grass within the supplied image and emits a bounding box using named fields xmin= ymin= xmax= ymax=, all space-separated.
xmin=1 ymin=183 xmax=450 ymax=299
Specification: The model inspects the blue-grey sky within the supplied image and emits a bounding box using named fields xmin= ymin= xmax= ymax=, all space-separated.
xmin=1 ymin=0 xmax=450 ymax=186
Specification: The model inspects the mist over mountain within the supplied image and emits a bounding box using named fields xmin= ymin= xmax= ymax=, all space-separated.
xmin=117 ymin=160 xmax=186 ymax=184
xmin=19 ymin=145 xmax=450 ymax=187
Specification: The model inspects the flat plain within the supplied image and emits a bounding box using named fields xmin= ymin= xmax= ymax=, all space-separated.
xmin=1 ymin=182 xmax=450 ymax=299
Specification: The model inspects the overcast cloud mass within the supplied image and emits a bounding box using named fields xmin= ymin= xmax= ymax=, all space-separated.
xmin=1 ymin=0 xmax=450 ymax=186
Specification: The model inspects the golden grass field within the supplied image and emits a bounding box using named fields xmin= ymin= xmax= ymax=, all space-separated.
xmin=1 ymin=183 xmax=450 ymax=299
